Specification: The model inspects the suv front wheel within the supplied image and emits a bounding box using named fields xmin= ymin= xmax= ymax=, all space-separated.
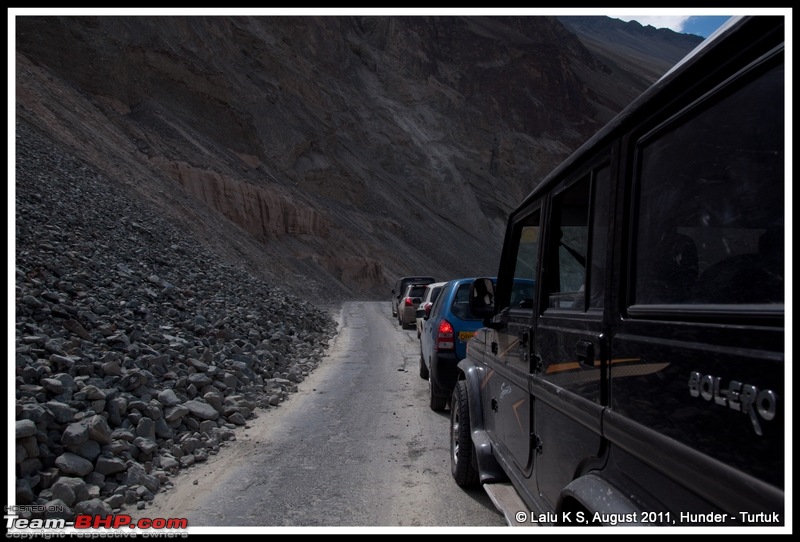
xmin=450 ymin=380 xmax=479 ymax=486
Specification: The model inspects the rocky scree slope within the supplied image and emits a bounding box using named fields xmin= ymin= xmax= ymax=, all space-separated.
xmin=14 ymin=120 xmax=338 ymax=519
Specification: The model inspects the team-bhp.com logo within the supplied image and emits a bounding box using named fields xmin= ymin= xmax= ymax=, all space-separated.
xmin=5 ymin=505 xmax=189 ymax=538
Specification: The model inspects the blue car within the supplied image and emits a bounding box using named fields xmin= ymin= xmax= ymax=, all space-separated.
xmin=419 ymin=277 xmax=535 ymax=410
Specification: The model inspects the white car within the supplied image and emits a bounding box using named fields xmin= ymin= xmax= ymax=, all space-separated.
xmin=414 ymin=281 xmax=447 ymax=338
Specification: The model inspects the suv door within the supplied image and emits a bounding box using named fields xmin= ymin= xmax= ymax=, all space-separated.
xmin=532 ymin=160 xmax=612 ymax=509
xmin=484 ymin=206 xmax=540 ymax=476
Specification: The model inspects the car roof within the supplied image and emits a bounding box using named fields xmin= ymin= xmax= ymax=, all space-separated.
xmin=426 ymin=281 xmax=448 ymax=289
xmin=446 ymin=277 xmax=496 ymax=286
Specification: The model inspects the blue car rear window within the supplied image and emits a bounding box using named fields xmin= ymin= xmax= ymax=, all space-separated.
xmin=451 ymin=283 xmax=479 ymax=320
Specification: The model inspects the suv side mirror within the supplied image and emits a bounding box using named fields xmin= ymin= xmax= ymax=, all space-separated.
xmin=470 ymin=278 xmax=508 ymax=329
xmin=469 ymin=278 xmax=495 ymax=319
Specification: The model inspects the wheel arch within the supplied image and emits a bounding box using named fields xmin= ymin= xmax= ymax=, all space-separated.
xmin=558 ymin=473 xmax=642 ymax=525
xmin=456 ymin=359 xmax=508 ymax=484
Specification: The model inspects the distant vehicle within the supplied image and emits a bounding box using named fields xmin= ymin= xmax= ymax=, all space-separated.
xmin=420 ymin=277 xmax=535 ymax=411
xmin=451 ymin=15 xmax=785 ymax=526
xmin=397 ymin=283 xmax=429 ymax=328
xmin=415 ymin=281 xmax=447 ymax=339
xmin=391 ymin=276 xmax=435 ymax=319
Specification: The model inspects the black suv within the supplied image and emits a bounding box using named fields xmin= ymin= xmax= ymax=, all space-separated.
xmin=451 ymin=16 xmax=784 ymax=527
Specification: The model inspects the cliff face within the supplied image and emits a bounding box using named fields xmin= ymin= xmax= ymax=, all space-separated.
xmin=14 ymin=15 xmax=702 ymax=302
xmin=153 ymin=158 xmax=330 ymax=239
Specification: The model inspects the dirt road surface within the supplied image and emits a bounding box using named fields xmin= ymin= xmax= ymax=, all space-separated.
xmin=128 ymin=301 xmax=508 ymax=533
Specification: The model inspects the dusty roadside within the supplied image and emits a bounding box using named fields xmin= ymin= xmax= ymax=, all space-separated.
xmin=125 ymin=309 xmax=345 ymax=523
xmin=125 ymin=387 xmax=314 ymax=522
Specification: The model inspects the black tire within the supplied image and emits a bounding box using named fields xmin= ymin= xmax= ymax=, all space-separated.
xmin=429 ymin=370 xmax=448 ymax=411
xmin=419 ymin=347 xmax=429 ymax=380
xmin=450 ymin=380 xmax=479 ymax=487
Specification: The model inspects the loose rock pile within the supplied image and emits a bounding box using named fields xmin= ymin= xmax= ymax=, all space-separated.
xmin=13 ymin=120 xmax=339 ymax=519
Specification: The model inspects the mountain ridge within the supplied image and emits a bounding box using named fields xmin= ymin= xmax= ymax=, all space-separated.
xmin=14 ymin=15 xmax=703 ymax=303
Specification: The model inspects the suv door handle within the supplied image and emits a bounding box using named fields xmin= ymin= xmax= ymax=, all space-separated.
xmin=519 ymin=331 xmax=530 ymax=363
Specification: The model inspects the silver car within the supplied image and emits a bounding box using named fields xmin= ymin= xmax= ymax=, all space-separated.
xmin=397 ymin=283 xmax=429 ymax=329
xmin=392 ymin=276 xmax=435 ymax=318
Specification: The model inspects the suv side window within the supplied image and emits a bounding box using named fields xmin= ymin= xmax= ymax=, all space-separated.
xmin=546 ymin=177 xmax=588 ymax=310
xmin=588 ymin=165 xmax=610 ymax=309
xmin=509 ymin=209 xmax=540 ymax=313
xmin=632 ymin=59 xmax=784 ymax=308
xmin=545 ymin=164 xmax=609 ymax=312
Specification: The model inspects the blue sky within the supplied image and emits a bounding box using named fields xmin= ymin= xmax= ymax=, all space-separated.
xmin=681 ymin=16 xmax=734 ymax=38
xmin=591 ymin=8 xmax=789 ymax=38
xmin=614 ymin=15 xmax=733 ymax=38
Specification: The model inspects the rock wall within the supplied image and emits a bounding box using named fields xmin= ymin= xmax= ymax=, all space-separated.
xmin=151 ymin=157 xmax=330 ymax=239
